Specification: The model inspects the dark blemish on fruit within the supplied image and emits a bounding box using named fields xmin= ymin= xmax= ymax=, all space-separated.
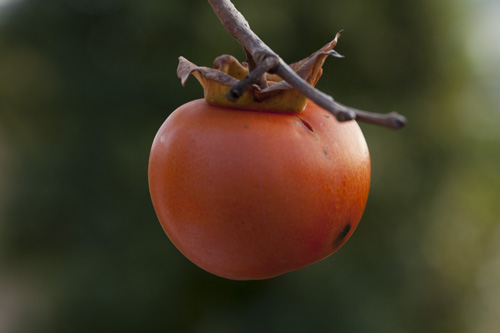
xmin=244 ymin=124 xmax=249 ymax=129
xmin=323 ymin=147 xmax=328 ymax=156
xmin=298 ymin=118 xmax=315 ymax=134
xmin=324 ymin=114 xmax=330 ymax=119
xmin=333 ymin=224 xmax=351 ymax=248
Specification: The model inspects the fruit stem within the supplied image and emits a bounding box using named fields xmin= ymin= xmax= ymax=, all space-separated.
xmin=207 ymin=0 xmax=407 ymax=129
xmin=226 ymin=55 xmax=280 ymax=102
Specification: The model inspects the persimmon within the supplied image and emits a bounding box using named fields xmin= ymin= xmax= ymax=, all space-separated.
xmin=148 ymin=99 xmax=370 ymax=280
xmin=148 ymin=0 xmax=404 ymax=280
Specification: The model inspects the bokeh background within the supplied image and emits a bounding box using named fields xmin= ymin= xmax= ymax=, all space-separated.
xmin=1 ymin=0 xmax=499 ymax=332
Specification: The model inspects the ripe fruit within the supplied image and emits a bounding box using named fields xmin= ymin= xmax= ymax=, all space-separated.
xmin=148 ymin=98 xmax=370 ymax=280
xmin=148 ymin=27 xmax=378 ymax=280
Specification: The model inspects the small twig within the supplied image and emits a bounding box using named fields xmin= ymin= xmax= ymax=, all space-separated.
xmin=343 ymin=106 xmax=407 ymax=130
xmin=207 ymin=0 xmax=407 ymax=129
xmin=275 ymin=64 xmax=356 ymax=121
xmin=208 ymin=0 xmax=270 ymax=65
xmin=242 ymin=49 xmax=268 ymax=88
xmin=226 ymin=56 xmax=280 ymax=102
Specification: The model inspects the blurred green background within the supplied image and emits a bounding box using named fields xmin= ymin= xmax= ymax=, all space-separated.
xmin=1 ymin=0 xmax=499 ymax=332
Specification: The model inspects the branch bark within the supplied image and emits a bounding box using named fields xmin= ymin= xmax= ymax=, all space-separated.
xmin=207 ymin=0 xmax=406 ymax=129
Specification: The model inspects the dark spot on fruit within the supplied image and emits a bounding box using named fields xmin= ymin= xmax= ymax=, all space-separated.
xmin=244 ymin=124 xmax=249 ymax=129
xmin=324 ymin=114 xmax=330 ymax=119
xmin=298 ymin=118 xmax=315 ymax=134
xmin=323 ymin=147 xmax=328 ymax=156
xmin=333 ymin=224 xmax=351 ymax=248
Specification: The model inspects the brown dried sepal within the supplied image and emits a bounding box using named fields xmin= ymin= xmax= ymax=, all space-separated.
xmin=177 ymin=31 xmax=344 ymax=113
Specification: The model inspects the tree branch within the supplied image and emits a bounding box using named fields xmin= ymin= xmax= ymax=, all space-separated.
xmin=207 ymin=0 xmax=407 ymax=129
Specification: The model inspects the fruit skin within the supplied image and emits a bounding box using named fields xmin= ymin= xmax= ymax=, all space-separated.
xmin=148 ymin=99 xmax=370 ymax=280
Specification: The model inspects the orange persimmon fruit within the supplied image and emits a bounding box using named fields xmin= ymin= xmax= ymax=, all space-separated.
xmin=148 ymin=98 xmax=370 ymax=280
xmin=149 ymin=32 xmax=371 ymax=280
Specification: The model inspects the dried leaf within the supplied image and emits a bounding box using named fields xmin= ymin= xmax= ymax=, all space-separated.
xmin=176 ymin=32 xmax=344 ymax=113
